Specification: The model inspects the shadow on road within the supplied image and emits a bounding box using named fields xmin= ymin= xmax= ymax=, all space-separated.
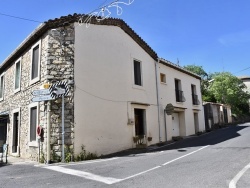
xmin=156 ymin=124 xmax=249 ymax=152
xmin=101 ymin=124 xmax=249 ymax=158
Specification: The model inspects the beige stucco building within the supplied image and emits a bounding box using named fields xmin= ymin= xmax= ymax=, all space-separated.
xmin=0 ymin=14 xmax=205 ymax=161
xmin=239 ymin=76 xmax=250 ymax=112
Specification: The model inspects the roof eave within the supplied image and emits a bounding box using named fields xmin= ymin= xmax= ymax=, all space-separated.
xmin=158 ymin=58 xmax=201 ymax=80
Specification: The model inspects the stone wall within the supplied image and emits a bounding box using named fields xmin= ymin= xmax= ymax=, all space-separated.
xmin=0 ymin=35 xmax=48 ymax=160
xmin=43 ymin=24 xmax=75 ymax=161
xmin=0 ymin=23 xmax=75 ymax=162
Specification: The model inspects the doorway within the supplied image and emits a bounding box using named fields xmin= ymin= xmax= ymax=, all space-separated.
xmin=172 ymin=113 xmax=180 ymax=137
xmin=12 ymin=112 xmax=19 ymax=153
xmin=0 ymin=120 xmax=7 ymax=153
xmin=194 ymin=113 xmax=199 ymax=133
xmin=134 ymin=109 xmax=145 ymax=136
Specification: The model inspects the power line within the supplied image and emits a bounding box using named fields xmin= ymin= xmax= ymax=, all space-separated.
xmin=0 ymin=12 xmax=43 ymax=23
xmin=234 ymin=66 xmax=250 ymax=74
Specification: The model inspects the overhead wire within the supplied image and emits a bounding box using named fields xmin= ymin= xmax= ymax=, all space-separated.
xmin=75 ymin=85 xmax=157 ymax=106
xmin=0 ymin=12 xmax=43 ymax=23
xmin=233 ymin=66 xmax=250 ymax=74
xmin=0 ymin=1 xmax=119 ymax=24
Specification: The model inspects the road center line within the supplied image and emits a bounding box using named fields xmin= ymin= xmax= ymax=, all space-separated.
xmin=119 ymin=145 xmax=209 ymax=183
xmin=44 ymin=165 xmax=122 ymax=185
xmin=163 ymin=145 xmax=209 ymax=166
xmin=43 ymin=146 xmax=209 ymax=185
xmin=229 ymin=162 xmax=250 ymax=188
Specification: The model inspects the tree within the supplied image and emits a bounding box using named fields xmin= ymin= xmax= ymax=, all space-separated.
xmin=209 ymin=72 xmax=250 ymax=115
xmin=183 ymin=65 xmax=214 ymax=101
xmin=183 ymin=65 xmax=208 ymax=79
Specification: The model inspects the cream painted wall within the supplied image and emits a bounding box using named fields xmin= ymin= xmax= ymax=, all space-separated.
xmin=158 ymin=62 xmax=205 ymax=141
xmin=74 ymin=24 xmax=159 ymax=155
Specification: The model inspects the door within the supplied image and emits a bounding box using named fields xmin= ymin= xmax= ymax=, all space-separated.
xmin=0 ymin=120 xmax=7 ymax=152
xmin=223 ymin=107 xmax=228 ymax=123
xmin=194 ymin=113 xmax=199 ymax=133
xmin=134 ymin=109 xmax=145 ymax=136
xmin=12 ymin=112 xmax=19 ymax=153
xmin=172 ymin=113 xmax=180 ymax=137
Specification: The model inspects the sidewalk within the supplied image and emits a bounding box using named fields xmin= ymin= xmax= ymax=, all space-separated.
xmin=0 ymin=153 xmax=37 ymax=165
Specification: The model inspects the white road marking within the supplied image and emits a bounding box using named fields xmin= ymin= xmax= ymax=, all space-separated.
xmin=229 ymin=162 xmax=250 ymax=188
xmin=35 ymin=157 xmax=118 ymax=167
xmin=121 ymin=166 xmax=161 ymax=181
xmin=163 ymin=145 xmax=209 ymax=166
xmin=42 ymin=146 xmax=209 ymax=185
xmin=44 ymin=165 xmax=122 ymax=185
xmin=59 ymin=157 xmax=119 ymax=167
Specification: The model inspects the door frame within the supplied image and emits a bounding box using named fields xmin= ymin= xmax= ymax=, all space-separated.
xmin=172 ymin=112 xmax=180 ymax=137
xmin=12 ymin=108 xmax=20 ymax=156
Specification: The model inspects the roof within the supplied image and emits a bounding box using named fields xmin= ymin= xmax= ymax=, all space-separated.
xmin=158 ymin=58 xmax=201 ymax=80
xmin=238 ymin=76 xmax=250 ymax=81
xmin=203 ymin=102 xmax=231 ymax=108
xmin=0 ymin=14 xmax=158 ymax=72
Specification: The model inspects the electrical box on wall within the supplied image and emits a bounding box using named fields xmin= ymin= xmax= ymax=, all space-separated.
xmin=128 ymin=118 xmax=135 ymax=125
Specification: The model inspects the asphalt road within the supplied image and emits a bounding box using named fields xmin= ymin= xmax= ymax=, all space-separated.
xmin=1 ymin=123 xmax=250 ymax=188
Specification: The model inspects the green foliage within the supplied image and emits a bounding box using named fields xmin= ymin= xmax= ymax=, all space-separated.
xmin=40 ymin=150 xmax=45 ymax=163
xmin=74 ymin=145 xmax=98 ymax=162
xmin=208 ymin=72 xmax=250 ymax=115
xmin=65 ymin=145 xmax=74 ymax=163
xmin=184 ymin=64 xmax=250 ymax=116
xmin=183 ymin=65 xmax=210 ymax=98
xmin=183 ymin=65 xmax=208 ymax=79
xmin=52 ymin=149 xmax=61 ymax=162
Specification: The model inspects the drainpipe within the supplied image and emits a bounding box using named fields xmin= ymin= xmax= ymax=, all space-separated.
xmin=47 ymin=101 xmax=51 ymax=164
xmin=164 ymin=109 xmax=167 ymax=141
xmin=155 ymin=59 xmax=161 ymax=142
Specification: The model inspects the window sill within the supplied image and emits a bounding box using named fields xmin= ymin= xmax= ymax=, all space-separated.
xmin=161 ymin=82 xmax=167 ymax=85
xmin=11 ymin=152 xmax=20 ymax=157
xmin=14 ymin=88 xmax=21 ymax=94
xmin=28 ymin=141 xmax=38 ymax=147
xmin=30 ymin=77 xmax=40 ymax=86
xmin=176 ymin=101 xmax=184 ymax=104
xmin=133 ymin=85 xmax=144 ymax=90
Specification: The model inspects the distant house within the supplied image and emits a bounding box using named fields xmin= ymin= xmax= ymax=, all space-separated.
xmin=0 ymin=14 xmax=205 ymax=161
xmin=239 ymin=76 xmax=250 ymax=113
xmin=203 ymin=102 xmax=232 ymax=130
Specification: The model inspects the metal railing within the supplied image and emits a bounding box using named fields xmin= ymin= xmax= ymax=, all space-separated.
xmin=192 ymin=94 xmax=200 ymax=105
xmin=175 ymin=89 xmax=186 ymax=102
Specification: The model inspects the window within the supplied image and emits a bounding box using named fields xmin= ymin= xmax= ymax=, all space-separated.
xmin=191 ymin=84 xmax=200 ymax=105
xmin=160 ymin=73 xmax=166 ymax=83
xmin=30 ymin=41 xmax=41 ymax=84
xmin=0 ymin=74 xmax=4 ymax=101
xmin=14 ymin=59 xmax=21 ymax=92
xmin=175 ymin=79 xmax=185 ymax=102
xmin=134 ymin=60 xmax=142 ymax=86
xmin=29 ymin=103 xmax=38 ymax=146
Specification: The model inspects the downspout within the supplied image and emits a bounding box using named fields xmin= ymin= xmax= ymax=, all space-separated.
xmin=164 ymin=109 xmax=167 ymax=142
xmin=155 ymin=59 xmax=161 ymax=142
xmin=47 ymin=101 xmax=51 ymax=164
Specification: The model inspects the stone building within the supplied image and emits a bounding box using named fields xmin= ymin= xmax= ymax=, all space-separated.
xmin=0 ymin=14 xmax=205 ymax=162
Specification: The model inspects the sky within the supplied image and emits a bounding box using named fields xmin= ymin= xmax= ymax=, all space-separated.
xmin=0 ymin=0 xmax=250 ymax=76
